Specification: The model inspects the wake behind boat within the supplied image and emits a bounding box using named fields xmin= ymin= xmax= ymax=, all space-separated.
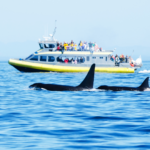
xmin=8 ymin=27 xmax=142 ymax=73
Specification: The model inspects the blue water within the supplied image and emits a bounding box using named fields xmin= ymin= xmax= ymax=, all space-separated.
xmin=0 ymin=61 xmax=150 ymax=150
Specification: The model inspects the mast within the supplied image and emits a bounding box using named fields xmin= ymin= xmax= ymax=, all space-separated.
xmin=51 ymin=20 xmax=57 ymax=41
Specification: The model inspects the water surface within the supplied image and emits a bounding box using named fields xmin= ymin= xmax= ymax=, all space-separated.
xmin=0 ymin=61 xmax=150 ymax=149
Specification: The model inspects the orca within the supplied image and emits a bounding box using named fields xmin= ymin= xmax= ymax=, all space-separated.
xmin=97 ymin=77 xmax=149 ymax=91
xmin=29 ymin=64 xmax=95 ymax=91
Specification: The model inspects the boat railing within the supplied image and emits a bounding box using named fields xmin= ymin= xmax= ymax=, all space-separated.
xmin=42 ymin=48 xmax=114 ymax=53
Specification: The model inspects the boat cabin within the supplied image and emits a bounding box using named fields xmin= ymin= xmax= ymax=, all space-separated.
xmin=39 ymin=41 xmax=57 ymax=52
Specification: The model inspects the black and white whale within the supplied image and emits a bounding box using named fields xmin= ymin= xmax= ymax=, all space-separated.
xmin=97 ymin=77 xmax=149 ymax=91
xmin=29 ymin=64 xmax=95 ymax=91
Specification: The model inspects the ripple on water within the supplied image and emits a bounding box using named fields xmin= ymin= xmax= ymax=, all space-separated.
xmin=0 ymin=61 xmax=150 ymax=149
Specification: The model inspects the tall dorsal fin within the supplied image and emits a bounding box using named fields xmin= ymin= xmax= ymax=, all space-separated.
xmin=139 ymin=77 xmax=149 ymax=89
xmin=77 ymin=64 xmax=95 ymax=89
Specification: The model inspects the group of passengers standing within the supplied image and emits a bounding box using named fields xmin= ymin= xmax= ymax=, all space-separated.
xmin=110 ymin=54 xmax=129 ymax=63
xmin=56 ymin=40 xmax=102 ymax=51
xmin=57 ymin=40 xmax=77 ymax=51
xmin=110 ymin=54 xmax=134 ymax=66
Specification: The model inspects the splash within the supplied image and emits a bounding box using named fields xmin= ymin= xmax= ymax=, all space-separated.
xmin=139 ymin=70 xmax=150 ymax=73
xmin=144 ymin=88 xmax=150 ymax=91
xmin=26 ymin=87 xmax=44 ymax=90
xmin=83 ymin=88 xmax=100 ymax=91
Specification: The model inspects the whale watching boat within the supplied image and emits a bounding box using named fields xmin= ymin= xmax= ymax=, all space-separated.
xmin=8 ymin=27 xmax=142 ymax=73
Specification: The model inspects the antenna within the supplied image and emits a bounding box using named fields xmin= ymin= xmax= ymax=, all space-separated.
xmin=52 ymin=20 xmax=57 ymax=40
xmin=47 ymin=24 xmax=48 ymax=37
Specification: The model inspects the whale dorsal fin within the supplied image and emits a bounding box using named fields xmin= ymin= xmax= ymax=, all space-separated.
xmin=139 ymin=77 xmax=149 ymax=89
xmin=77 ymin=64 xmax=95 ymax=89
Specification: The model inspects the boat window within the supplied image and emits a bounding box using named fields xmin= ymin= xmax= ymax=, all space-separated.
xmin=30 ymin=55 xmax=38 ymax=61
xmin=40 ymin=56 xmax=47 ymax=61
xmin=44 ymin=44 xmax=49 ymax=48
xmin=57 ymin=56 xmax=63 ymax=62
xmin=49 ymin=44 xmax=55 ymax=48
xmin=25 ymin=54 xmax=33 ymax=60
xmin=100 ymin=57 xmax=103 ymax=59
xmin=92 ymin=57 xmax=96 ymax=59
xmin=87 ymin=56 xmax=90 ymax=61
xmin=105 ymin=57 xmax=107 ymax=61
xmin=77 ymin=57 xmax=85 ymax=63
xmin=39 ymin=43 xmax=43 ymax=49
xmin=48 ymin=56 xmax=55 ymax=62
xmin=44 ymin=44 xmax=55 ymax=48
xmin=57 ymin=56 xmax=85 ymax=63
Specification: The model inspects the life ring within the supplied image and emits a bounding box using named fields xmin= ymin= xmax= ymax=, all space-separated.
xmin=130 ymin=63 xmax=134 ymax=67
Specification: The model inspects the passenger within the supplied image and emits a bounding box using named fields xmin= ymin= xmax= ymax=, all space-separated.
xmin=64 ymin=58 xmax=69 ymax=63
xmin=122 ymin=54 xmax=125 ymax=62
xmin=113 ymin=55 xmax=115 ymax=60
xmin=82 ymin=44 xmax=85 ymax=50
xmin=83 ymin=41 xmax=87 ymax=49
xmin=110 ymin=55 xmax=112 ymax=61
xmin=74 ymin=59 xmax=77 ymax=64
xmin=63 ymin=42 xmax=68 ymax=51
xmin=74 ymin=43 xmax=77 ymax=50
xmin=57 ymin=45 xmax=60 ymax=50
xmin=94 ymin=43 xmax=99 ymax=51
xmin=89 ymin=42 xmax=92 ymax=50
xmin=71 ymin=58 xmax=74 ymax=64
xmin=115 ymin=55 xmax=120 ymax=66
xmin=70 ymin=42 xmax=73 ymax=47
xmin=85 ymin=42 xmax=89 ymax=50
xmin=57 ymin=57 xmax=61 ymax=62
xmin=80 ymin=41 xmax=83 ymax=46
xmin=129 ymin=56 xmax=132 ymax=64
xmin=60 ymin=57 xmax=63 ymax=62
xmin=79 ymin=41 xmax=83 ymax=50
xmin=57 ymin=42 xmax=59 ymax=47
xmin=63 ymin=42 xmax=66 ymax=50
xmin=110 ymin=55 xmax=115 ymax=61
xmin=83 ymin=57 xmax=85 ymax=62
xmin=70 ymin=42 xmax=74 ymax=50
xmin=67 ymin=43 xmax=70 ymax=50
xmin=80 ymin=57 xmax=83 ymax=63
xmin=71 ymin=40 xmax=74 ymax=45
xmin=130 ymin=62 xmax=134 ymax=67
xmin=92 ymin=42 xmax=95 ymax=47
xmin=91 ymin=42 xmax=95 ymax=51
xmin=99 ymin=47 xmax=102 ymax=51
xmin=59 ymin=42 xmax=63 ymax=50
xmin=120 ymin=54 xmax=125 ymax=62
xmin=125 ymin=55 xmax=129 ymax=63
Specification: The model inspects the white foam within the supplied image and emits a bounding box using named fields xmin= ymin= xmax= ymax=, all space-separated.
xmin=83 ymin=88 xmax=100 ymax=91
xmin=41 ymin=88 xmax=47 ymax=90
xmin=144 ymin=88 xmax=150 ymax=91
xmin=139 ymin=70 xmax=150 ymax=73
xmin=25 ymin=87 xmax=45 ymax=90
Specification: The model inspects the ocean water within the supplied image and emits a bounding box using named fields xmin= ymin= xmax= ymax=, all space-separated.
xmin=0 ymin=61 xmax=150 ymax=150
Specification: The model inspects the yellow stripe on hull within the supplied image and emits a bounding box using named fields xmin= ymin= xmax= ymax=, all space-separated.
xmin=8 ymin=59 xmax=134 ymax=73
